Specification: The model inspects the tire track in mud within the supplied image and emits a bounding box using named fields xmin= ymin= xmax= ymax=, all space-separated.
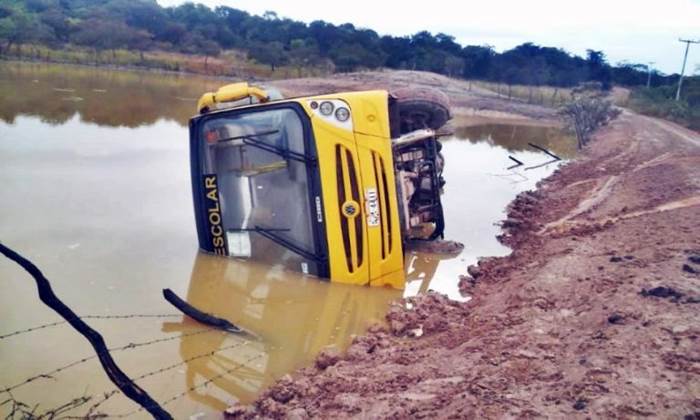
xmin=642 ymin=115 xmax=700 ymax=147
xmin=540 ymin=112 xmax=700 ymax=237
xmin=540 ymin=195 xmax=700 ymax=237
xmin=540 ymin=175 xmax=619 ymax=232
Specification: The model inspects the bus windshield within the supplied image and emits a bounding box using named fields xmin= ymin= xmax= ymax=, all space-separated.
xmin=200 ymin=107 xmax=320 ymax=274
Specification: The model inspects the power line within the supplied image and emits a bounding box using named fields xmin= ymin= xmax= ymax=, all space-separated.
xmin=675 ymin=38 xmax=700 ymax=101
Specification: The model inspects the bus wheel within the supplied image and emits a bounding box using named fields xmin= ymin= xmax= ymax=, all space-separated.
xmin=390 ymin=87 xmax=451 ymax=134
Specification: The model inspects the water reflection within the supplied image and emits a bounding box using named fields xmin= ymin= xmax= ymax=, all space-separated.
xmin=408 ymin=126 xmax=576 ymax=300
xmin=404 ymin=250 xmax=461 ymax=296
xmin=166 ymin=252 xmax=402 ymax=407
xmin=0 ymin=62 xmax=222 ymax=127
xmin=455 ymin=124 xmax=577 ymax=159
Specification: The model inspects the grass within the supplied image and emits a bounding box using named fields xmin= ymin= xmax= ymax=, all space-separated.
xmin=0 ymin=43 xmax=332 ymax=80
xmin=474 ymin=79 xmax=699 ymax=132
xmin=627 ymin=86 xmax=700 ymax=131
xmin=470 ymin=80 xmax=574 ymax=107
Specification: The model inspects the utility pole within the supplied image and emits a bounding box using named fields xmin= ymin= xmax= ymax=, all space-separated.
xmin=646 ymin=61 xmax=655 ymax=88
xmin=675 ymin=38 xmax=699 ymax=101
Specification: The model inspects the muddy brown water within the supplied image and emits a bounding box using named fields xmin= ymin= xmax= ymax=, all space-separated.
xmin=0 ymin=62 xmax=576 ymax=418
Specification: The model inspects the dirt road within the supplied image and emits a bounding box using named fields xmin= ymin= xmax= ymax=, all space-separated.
xmin=226 ymin=74 xmax=700 ymax=418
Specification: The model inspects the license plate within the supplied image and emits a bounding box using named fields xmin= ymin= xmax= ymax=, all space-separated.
xmin=365 ymin=188 xmax=380 ymax=227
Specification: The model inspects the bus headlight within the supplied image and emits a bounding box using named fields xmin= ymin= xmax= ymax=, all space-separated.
xmin=319 ymin=101 xmax=334 ymax=116
xmin=335 ymin=107 xmax=350 ymax=122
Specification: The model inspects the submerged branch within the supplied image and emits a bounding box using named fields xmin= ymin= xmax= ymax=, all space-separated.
xmin=162 ymin=288 xmax=243 ymax=334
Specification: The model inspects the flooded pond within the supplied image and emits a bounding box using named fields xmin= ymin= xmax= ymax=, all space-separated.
xmin=407 ymin=123 xmax=576 ymax=299
xmin=0 ymin=62 xmax=575 ymax=418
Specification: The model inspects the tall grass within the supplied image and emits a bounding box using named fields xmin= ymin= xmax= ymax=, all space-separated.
xmin=470 ymin=81 xmax=574 ymax=106
xmin=627 ymin=86 xmax=700 ymax=131
xmin=0 ymin=43 xmax=332 ymax=80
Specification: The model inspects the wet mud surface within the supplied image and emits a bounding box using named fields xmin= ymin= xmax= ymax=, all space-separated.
xmin=231 ymin=111 xmax=700 ymax=417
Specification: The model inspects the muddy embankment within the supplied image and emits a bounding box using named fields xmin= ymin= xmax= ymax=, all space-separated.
xmin=273 ymin=70 xmax=559 ymax=127
xmin=229 ymin=71 xmax=700 ymax=418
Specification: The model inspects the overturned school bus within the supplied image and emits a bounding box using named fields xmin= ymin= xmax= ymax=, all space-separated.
xmin=189 ymin=82 xmax=450 ymax=289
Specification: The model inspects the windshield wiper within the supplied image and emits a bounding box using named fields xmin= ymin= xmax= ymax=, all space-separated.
xmin=242 ymin=137 xmax=313 ymax=164
xmin=228 ymin=227 xmax=290 ymax=232
xmin=216 ymin=130 xmax=314 ymax=164
xmin=216 ymin=129 xmax=279 ymax=144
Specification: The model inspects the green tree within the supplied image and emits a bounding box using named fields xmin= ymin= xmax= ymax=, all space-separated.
xmin=72 ymin=18 xmax=145 ymax=60
xmin=0 ymin=0 xmax=669 ymax=89
xmin=461 ymin=45 xmax=494 ymax=79
xmin=39 ymin=7 xmax=73 ymax=44
xmin=444 ymin=55 xmax=464 ymax=78
xmin=0 ymin=4 xmax=42 ymax=54
xmin=289 ymin=38 xmax=320 ymax=76
xmin=248 ymin=40 xmax=287 ymax=71
xmin=586 ymin=49 xmax=612 ymax=90
xmin=179 ymin=31 xmax=220 ymax=69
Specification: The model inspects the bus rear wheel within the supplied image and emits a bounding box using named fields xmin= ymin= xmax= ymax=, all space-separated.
xmin=390 ymin=87 xmax=451 ymax=135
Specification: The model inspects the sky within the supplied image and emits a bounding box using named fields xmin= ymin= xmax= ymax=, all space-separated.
xmin=156 ymin=0 xmax=700 ymax=75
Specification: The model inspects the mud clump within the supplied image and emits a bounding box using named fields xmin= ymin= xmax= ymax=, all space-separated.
xmin=641 ymin=287 xmax=684 ymax=300
xmin=607 ymin=313 xmax=625 ymax=324
xmin=497 ymin=190 xmax=546 ymax=248
xmin=223 ymin=404 xmax=254 ymax=418
xmin=269 ymin=375 xmax=298 ymax=403
xmin=458 ymin=255 xmax=513 ymax=294
xmin=315 ymin=347 xmax=341 ymax=370
xmin=682 ymin=264 xmax=698 ymax=274
xmin=345 ymin=334 xmax=384 ymax=359
xmin=286 ymin=408 xmax=310 ymax=420
xmin=502 ymin=217 xmax=524 ymax=228
xmin=386 ymin=292 xmax=468 ymax=337
xmin=467 ymin=264 xmax=482 ymax=280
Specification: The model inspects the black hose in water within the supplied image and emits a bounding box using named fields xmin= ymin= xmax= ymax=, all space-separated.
xmin=0 ymin=242 xmax=172 ymax=420
xmin=162 ymin=288 xmax=242 ymax=333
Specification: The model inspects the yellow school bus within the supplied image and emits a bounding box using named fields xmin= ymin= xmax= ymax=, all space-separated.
xmin=189 ymin=83 xmax=449 ymax=289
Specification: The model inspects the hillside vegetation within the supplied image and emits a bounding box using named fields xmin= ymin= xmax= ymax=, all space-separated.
xmin=1 ymin=0 xmax=697 ymax=129
xmin=626 ymin=83 xmax=700 ymax=130
xmin=0 ymin=0 xmax=689 ymax=86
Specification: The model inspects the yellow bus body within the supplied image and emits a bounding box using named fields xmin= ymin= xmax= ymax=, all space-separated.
xmin=193 ymin=84 xmax=406 ymax=289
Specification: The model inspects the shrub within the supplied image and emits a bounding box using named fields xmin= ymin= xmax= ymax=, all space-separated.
xmin=628 ymin=85 xmax=700 ymax=131
xmin=559 ymin=92 xmax=621 ymax=149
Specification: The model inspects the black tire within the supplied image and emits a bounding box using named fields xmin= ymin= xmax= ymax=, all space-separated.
xmin=390 ymin=87 xmax=451 ymax=134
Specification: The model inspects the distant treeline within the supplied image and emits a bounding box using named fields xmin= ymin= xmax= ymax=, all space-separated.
xmin=0 ymin=0 xmax=694 ymax=93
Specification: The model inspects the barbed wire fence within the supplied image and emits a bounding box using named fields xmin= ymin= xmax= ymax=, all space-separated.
xmin=0 ymin=314 xmax=181 ymax=341
xmin=1 ymin=318 xmax=264 ymax=419
xmin=41 ymin=339 xmax=258 ymax=419
xmin=0 ymin=242 xmax=264 ymax=420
